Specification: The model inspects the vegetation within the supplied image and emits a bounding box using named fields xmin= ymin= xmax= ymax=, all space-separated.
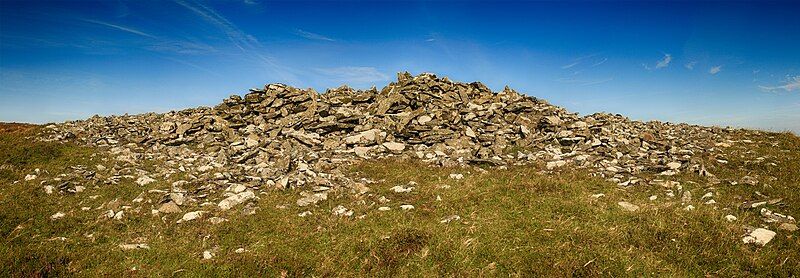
xmin=1 ymin=124 xmax=798 ymax=276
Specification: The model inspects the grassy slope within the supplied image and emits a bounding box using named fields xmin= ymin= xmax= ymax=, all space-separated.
xmin=0 ymin=126 xmax=798 ymax=277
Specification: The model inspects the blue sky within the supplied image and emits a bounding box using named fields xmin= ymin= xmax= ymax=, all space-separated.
xmin=1 ymin=1 xmax=799 ymax=132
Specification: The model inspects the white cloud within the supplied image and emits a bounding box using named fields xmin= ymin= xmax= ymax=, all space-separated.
xmin=294 ymin=29 xmax=335 ymax=42
xmin=759 ymin=76 xmax=800 ymax=93
xmin=315 ymin=67 xmax=389 ymax=84
xmin=561 ymin=61 xmax=580 ymax=69
xmin=685 ymin=61 xmax=697 ymax=70
xmin=709 ymin=65 xmax=722 ymax=75
xmin=656 ymin=54 xmax=672 ymax=69
xmin=555 ymin=77 xmax=613 ymax=86
xmin=81 ymin=19 xmax=156 ymax=39
xmin=174 ymin=0 xmax=297 ymax=82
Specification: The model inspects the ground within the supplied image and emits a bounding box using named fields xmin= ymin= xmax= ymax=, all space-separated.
xmin=1 ymin=125 xmax=798 ymax=277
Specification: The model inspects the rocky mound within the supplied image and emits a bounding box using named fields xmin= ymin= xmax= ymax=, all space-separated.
xmin=42 ymin=72 xmax=744 ymax=208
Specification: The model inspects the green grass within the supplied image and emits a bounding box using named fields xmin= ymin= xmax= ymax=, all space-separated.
xmin=1 ymin=127 xmax=798 ymax=276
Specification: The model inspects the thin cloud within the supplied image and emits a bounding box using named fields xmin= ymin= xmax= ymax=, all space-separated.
xmin=295 ymin=29 xmax=335 ymax=42
xmin=655 ymin=54 xmax=672 ymax=69
xmin=759 ymin=76 xmax=800 ymax=93
xmin=81 ymin=19 xmax=156 ymax=39
xmin=685 ymin=61 xmax=697 ymax=70
xmin=174 ymin=0 xmax=296 ymax=81
xmin=561 ymin=61 xmax=580 ymax=69
xmin=590 ymin=58 xmax=608 ymax=67
xmin=315 ymin=67 xmax=389 ymax=84
xmin=709 ymin=65 xmax=722 ymax=75
xmin=555 ymin=77 xmax=613 ymax=86
xmin=146 ymin=40 xmax=216 ymax=55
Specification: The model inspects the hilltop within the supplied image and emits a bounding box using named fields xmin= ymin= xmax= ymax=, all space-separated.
xmin=1 ymin=73 xmax=798 ymax=276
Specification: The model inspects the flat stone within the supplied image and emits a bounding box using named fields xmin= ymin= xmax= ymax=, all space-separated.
xmin=617 ymin=201 xmax=639 ymax=212
xmin=742 ymin=228 xmax=776 ymax=246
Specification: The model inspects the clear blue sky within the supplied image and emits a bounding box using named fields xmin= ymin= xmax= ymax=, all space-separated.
xmin=1 ymin=1 xmax=799 ymax=132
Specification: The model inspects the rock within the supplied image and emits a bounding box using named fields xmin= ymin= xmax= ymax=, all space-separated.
xmin=546 ymin=160 xmax=566 ymax=169
xmin=742 ymin=228 xmax=776 ymax=246
xmin=649 ymin=195 xmax=658 ymax=201
xmin=390 ymin=185 xmax=414 ymax=193
xmin=158 ymin=202 xmax=181 ymax=214
xmin=177 ymin=211 xmax=204 ymax=223
xmin=50 ymin=212 xmax=65 ymax=220
xmin=617 ymin=201 xmax=639 ymax=212
xmin=218 ymin=191 xmax=256 ymax=211
xmin=202 ymin=250 xmax=215 ymax=260
xmin=440 ymin=215 xmax=460 ymax=223
xmin=382 ymin=142 xmax=405 ymax=152
xmin=666 ymin=162 xmax=682 ymax=170
xmin=332 ymin=205 xmax=353 ymax=217
xmin=378 ymin=206 xmax=391 ymax=211
xmin=24 ymin=174 xmax=36 ymax=181
xmin=449 ymin=173 xmax=464 ymax=180
xmin=135 ymin=175 xmax=156 ymax=186
xmin=590 ymin=193 xmax=605 ymax=198
xmin=119 ymin=243 xmax=150 ymax=250
xmin=298 ymin=211 xmax=312 ymax=217
xmin=208 ymin=217 xmax=228 ymax=224
xmin=296 ymin=192 xmax=328 ymax=207
xmin=400 ymin=204 xmax=414 ymax=210
xmin=778 ymin=223 xmax=798 ymax=232
xmin=725 ymin=215 xmax=737 ymax=222
xmin=235 ymin=248 xmax=246 ymax=253
xmin=684 ymin=205 xmax=695 ymax=211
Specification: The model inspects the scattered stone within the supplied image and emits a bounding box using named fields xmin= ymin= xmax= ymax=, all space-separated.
xmin=158 ymin=202 xmax=181 ymax=214
xmin=449 ymin=173 xmax=464 ymax=180
xmin=725 ymin=215 xmax=737 ymax=222
xmin=332 ymin=205 xmax=353 ymax=217
xmin=218 ymin=191 xmax=256 ymax=211
xmin=440 ymin=215 xmax=460 ymax=223
xmin=296 ymin=192 xmax=328 ymax=207
xmin=617 ymin=201 xmax=639 ymax=212
xmin=119 ymin=243 xmax=150 ymax=250
xmin=649 ymin=195 xmax=657 ymax=201
xmin=50 ymin=212 xmax=65 ymax=220
xmin=378 ymin=206 xmax=391 ymax=211
xmin=208 ymin=217 xmax=228 ymax=224
xmin=24 ymin=174 xmax=37 ymax=181
xmin=685 ymin=205 xmax=695 ymax=211
xmin=135 ymin=175 xmax=155 ymax=186
xmin=778 ymin=223 xmax=798 ymax=232
xmin=390 ymin=185 xmax=414 ymax=193
xmin=400 ymin=204 xmax=415 ymax=211
xmin=590 ymin=193 xmax=605 ymax=198
xmin=177 ymin=211 xmax=204 ymax=223
xmin=742 ymin=228 xmax=776 ymax=246
xmin=202 ymin=250 xmax=215 ymax=260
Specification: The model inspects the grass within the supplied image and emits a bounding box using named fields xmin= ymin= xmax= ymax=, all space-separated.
xmin=0 ymin=125 xmax=798 ymax=276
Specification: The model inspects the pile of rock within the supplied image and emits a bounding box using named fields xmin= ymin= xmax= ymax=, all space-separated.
xmin=41 ymin=72 xmax=749 ymax=208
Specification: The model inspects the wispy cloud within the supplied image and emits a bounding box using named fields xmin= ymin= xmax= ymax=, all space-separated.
xmin=759 ymin=76 xmax=800 ymax=93
xmin=174 ymin=0 xmax=296 ymax=81
xmin=656 ymin=54 xmax=672 ymax=69
xmin=81 ymin=19 xmax=157 ymax=39
xmin=709 ymin=65 xmax=722 ymax=75
xmin=555 ymin=77 xmax=613 ymax=86
xmin=591 ymin=57 xmax=608 ymax=67
xmin=685 ymin=61 xmax=697 ymax=70
xmin=315 ymin=67 xmax=389 ymax=84
xmin=294 ymin=29 xmax=335 ymax=42
xmin=146 ymin=40 xmax=216 ymax=55
xmin=561 ymin=61 xmax=580 ymax=69
xmin=561 ymin=54 xmax=599 ymax=69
